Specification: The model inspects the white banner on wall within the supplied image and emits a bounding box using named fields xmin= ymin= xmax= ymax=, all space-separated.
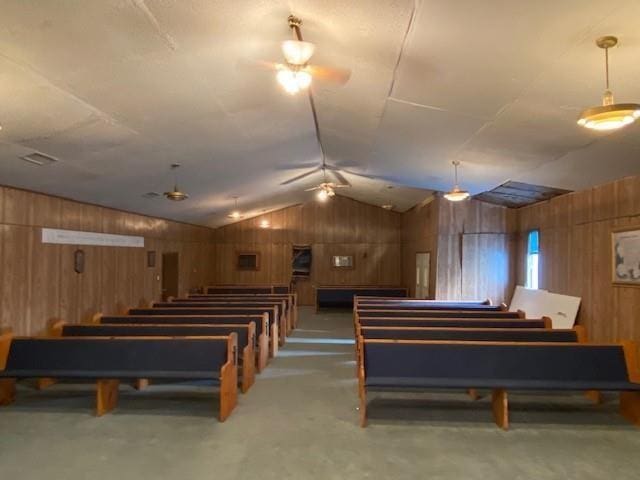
xmin=41 ymin=228 xmax=144 ymax=248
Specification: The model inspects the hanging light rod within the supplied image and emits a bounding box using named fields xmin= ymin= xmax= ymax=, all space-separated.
xmin=227 ymin=196 xmax=243 ymax=219
xmin=164 ymin=163 xmax=189 ymax=201
xmin=443 ymin=160 xmax=470 ymax=202
xmin=577 ymin=36 xmax=640 ymax=131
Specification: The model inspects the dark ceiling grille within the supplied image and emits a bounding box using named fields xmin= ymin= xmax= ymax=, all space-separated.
xmin=474 ymin=181 xmax=572 ymax=208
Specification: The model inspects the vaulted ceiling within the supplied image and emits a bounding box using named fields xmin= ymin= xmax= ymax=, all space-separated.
xmin=0 ymin=1 xmax=639 ymax=227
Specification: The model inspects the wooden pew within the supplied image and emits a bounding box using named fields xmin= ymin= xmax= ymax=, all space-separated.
xmin=0 ymin=332 xmax=238 ymax=421
xmin=97 ymin=314 xmax=270 ymax=372
xmin=355 ymin=309 xmax=525 ymax=319
xmin=51 ymin=322 xmax=256 ymax=393
xmin=128 ymin=306 xmax=281 ymax=356
xmin=185 ymin=293 xmax=298 ymax=331
xmin=315 ymin=286 xmax=407 ymax=311
xmin=156 ymin=300 xmax=291 ymax=340
xmin=357 ymin=338 xmax=640 ymax=429
xmin=205 ymin=284 xmax=290 ymax=294
xmin=356 ymin=317 xmax=552 ymax=329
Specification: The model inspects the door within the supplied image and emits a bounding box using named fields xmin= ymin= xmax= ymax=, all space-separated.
xmin=161 ymin=252 xmax=179 ymax=300
xmin=415 ymin=252 xmax=430 ymax=299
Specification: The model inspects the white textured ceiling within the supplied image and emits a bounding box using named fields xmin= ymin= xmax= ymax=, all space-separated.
xmin=0 ymin=1 xmax=639 ymax=227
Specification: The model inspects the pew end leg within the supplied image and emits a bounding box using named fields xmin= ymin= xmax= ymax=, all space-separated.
xmin=241 ymin=345 xmax=255 ymax=394
xmin=219 ymin=362 xmax=238 ymax=422
xmin=257 ymin=334 xmax=269 ymax=373
xmin=620 ymin=391 xmax=640 ymax=427
xmin=271 ymin=324 xmax=279 ymax=358
xmin=492 ymin=389 xmax=509 ymax=430
xmin=585 ymin=390 xmax=603 ymax=405
xmin=36 ymin=377 xmax=58 ymax=390
xmin=0 ymin=378 xmax=17 ymax=406
xmin=134 ymin=379 xmax=150 ymax=390
xmin=359 ymin=389 xmax=367 ymax=428
xmin=96 ymin=379 xmax=119 ymax=416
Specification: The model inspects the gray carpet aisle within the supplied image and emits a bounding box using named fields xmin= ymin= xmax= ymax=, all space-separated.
xmin=1 ymin=307 xmax=639 ymax=479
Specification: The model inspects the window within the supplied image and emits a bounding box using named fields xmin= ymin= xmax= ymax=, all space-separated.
xmin=237 ymin=252 xmax=260 ymax=271
xmin=525 ymin=230 xmax=539 ymax=289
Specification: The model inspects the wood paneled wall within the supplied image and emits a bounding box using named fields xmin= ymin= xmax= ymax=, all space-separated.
xmin=515 ymin=175 xmax=640 ymax=343
xmin=0 ymin=186 xmax=215 ymax=335
xmin=213 ymin=195 xmax=402 ymax=305
xmin=436 ymin=197 xmax=516 ymax=305
xmin=401 ymin=195 xmax=515 ymax=304
xmin=400 ymin=197 xmax=439 ymax=298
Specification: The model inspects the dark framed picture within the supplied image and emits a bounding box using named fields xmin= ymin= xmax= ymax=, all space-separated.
xmin=612 ymin=226 xmax=640 ymax=287
xmin=237 ymin=251 xmax=260 ymax=271
xmin=147 ymin=250 xmax=156 ymax=268
xmin=74 ymin=249 xmax=85 ymax=274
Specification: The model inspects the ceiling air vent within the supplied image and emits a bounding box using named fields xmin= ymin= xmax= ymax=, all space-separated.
xmin=142 ymin=192 xmax=161 ymax=199
xmin=19 ymin=152 xmax=59 ymax=166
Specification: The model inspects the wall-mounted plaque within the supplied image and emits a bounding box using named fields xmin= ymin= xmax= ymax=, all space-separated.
xmin=331 ymin=255 xmax=354 ymax=269
xmin=147 ymin=250 xmax=156 ymax=268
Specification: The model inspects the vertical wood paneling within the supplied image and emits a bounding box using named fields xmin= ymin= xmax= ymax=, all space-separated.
xmin=0 ymin=185 xmax=216 ymax=335
xmin=214 ymin=195 xmax=403 ymax=305
xmin=514 ymin=175 xmax=640 ymax=344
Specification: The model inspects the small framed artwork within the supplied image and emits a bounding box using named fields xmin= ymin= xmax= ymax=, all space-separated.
xmin=74 ymin=249 xmax=85 ymax=274
xmin=331 ymin=255 xmax=354 ymax=269
xmin=237 ymin=252 xmax=260 ymax=271
xmin=147 ymin=250 xmax=156 ymax=268
xmin=612 ymin=226 xmax=640 ymax=286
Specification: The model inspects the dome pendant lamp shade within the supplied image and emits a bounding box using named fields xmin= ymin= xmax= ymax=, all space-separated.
xmin=164 ymin=163 xmax=189 ymax=201
xmin=577 ymin=36 xmax=640 ymax=131
xmin=443 ymin=161 xmax=470 ymax=202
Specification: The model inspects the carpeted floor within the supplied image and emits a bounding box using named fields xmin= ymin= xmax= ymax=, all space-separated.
xmin=1 ymin=307 xmax=639 ymax=479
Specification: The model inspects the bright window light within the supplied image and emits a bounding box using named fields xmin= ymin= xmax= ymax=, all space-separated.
xmin=526 ymin=230 xmax=540 ymax=290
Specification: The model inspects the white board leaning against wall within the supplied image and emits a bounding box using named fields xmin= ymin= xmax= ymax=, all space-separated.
xmin=509 ymin=286 xmax=581 ymax=330
xmin=41 ymin=228 xmax=144 ymax=248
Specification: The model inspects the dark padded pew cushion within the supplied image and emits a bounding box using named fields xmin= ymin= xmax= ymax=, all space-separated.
xmin=317 ymin=288 xmax=406 ymax=309
xmin=100 ymin=315 xmax=267 ymax=337
xmin=62 ymin=324 xmax=252 ymax=349
xmin=358 ymin=318 xmax=546 ymax=329
xmin=357 ymin=309 xmax=519 ymax=318
xmin=129 ymin=308 xmax=275 ymax=326
xmin=1 ymin=338 xmax=229 ymax=380
xmin=364 ymin=342 xmax=640 ymax=391
xmin=357 ymin=302 xmax=501 ymax=311
xmin=360 ymin=328 xmax=577 ymax=342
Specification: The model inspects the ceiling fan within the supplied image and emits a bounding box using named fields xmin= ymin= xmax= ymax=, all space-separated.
xmin=303 ymin=165 xmax=350 ymax=201
xmin=251 ymin=15 xmax=351 ymax=94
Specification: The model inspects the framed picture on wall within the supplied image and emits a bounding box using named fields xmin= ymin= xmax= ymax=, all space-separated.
xmin=74 ymin=249 xmax=85 ymax=274
xmin=612 ymin=226 xmax=640 ymax=286
xmin=331 ymin=255 xmax=354 ymax=269
xmin=147 ymin=250 xmax=156 ymax=268
xmin=237 ymin=251 xmax=260 ymax=271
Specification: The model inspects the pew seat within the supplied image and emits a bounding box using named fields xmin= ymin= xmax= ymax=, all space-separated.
xmin=357 ymin=339 xmax=640 ymax=429
xmin=0 ymin=333 xmax=238 ymax=421
xmin=54 ymin=322 xmax=256 ymax=393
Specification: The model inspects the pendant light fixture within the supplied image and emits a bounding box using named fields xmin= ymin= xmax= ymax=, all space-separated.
xmin=577 ymin=36 xmax=640 ymax=131
xmin=443 ymin=161 xmax=470 ymax=202
xmin=227 ymin=196 xmax=243 ymax=219
xmin=163 ymin=164 xmax=189 ymax=201
xmin=277 ymin=16 xmax=315 ymax=95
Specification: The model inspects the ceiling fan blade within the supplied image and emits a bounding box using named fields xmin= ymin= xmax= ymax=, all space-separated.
xmin=276 ymin=162 xmax=321 ymax=171
xmin=237 ymin=58 xmax=282 ymax=73
xmin=333 ymin=184 xmax=351 ymax=188
xmin=304 ymin=185 xmax=322 ymax=191
xmin=280 ymin=167 xmax=321 ymax=186
xmin=326 ymin=169 xmax=351 ymax=187
xmin=308 ymin=65 xmax=351 ymax=85
xmin=340 ymin=168 xmax=391 ymax=181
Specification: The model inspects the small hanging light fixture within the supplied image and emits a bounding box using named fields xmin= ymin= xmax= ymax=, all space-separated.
xmin=443 ymin=160 xmax=470 ymax=202
xmin=577 ymin=36 xmax=640 ymax=131
xmin=163 ymin=164 xmax=189 ymax=201
xmin=227 ymin=196 xmax=243 ymax=219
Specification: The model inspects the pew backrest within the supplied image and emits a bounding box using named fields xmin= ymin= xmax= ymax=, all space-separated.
xmin=355 ymin=309 xmax=523 ymax=319
xmin=357 ymin=317 xmax=550 ymax=329
xmin=358 ymin=326 xmax=582 ymax=342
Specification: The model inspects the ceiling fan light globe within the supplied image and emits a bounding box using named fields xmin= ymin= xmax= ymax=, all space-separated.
xmin=316 ymin=189 xmax=329 ymax=202
xmin=296 ymin=70 xmax=312 ymax=89
xmin=281 ymin=40 xmax=315 ymax=65
xmin=277 ymin=69 xmax=300 ymax=94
